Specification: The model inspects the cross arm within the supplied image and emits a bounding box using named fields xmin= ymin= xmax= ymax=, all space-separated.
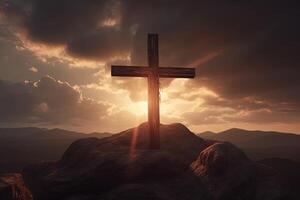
xmin=111 ymin=65 xmax=195 ymax=78
xmin=158 ymin=67 xmax=195 ymax=78
xmin=111 ymin=65 xmax=150 ymax=77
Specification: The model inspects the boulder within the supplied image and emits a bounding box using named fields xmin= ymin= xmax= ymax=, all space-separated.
xmin=191 ymin=142 xmax=285 ymax=200
xmin=258 ymin=158 xmax=300 ymax=200
xmin=0 ymin=173 xmax=32 ymax=200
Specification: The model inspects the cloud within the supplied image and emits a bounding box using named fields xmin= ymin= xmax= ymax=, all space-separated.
xmin=28 ymin=66 xmax=38 ymax=72
xmin=0 ymin=76 xmax=111 ymax=124
xmin=224 ymin=108 xmax=300 ymax=124
xmin=183 ymin=108 xmax=231 ymax=125
xmin=1 ymin=0 xmax=130 ymax=62
xmin=1 ymin=0 xmax=300 ymax=129
xmin=0 ymin=75 xmax=150 ymax=132
xmin=25 ymin=0 xmax=107 ymax=44
xmin=66 ymin=28 xmax=132 ymax=61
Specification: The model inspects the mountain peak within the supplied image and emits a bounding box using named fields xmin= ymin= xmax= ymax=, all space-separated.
xmin=66 ymin=122 xmax=208 ymax=164
xmin=221 ymin=128 xmax=248 ymax=134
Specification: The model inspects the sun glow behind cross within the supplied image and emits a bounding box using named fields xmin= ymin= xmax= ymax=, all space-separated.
xmin=129 ymin=88 xmax=174 ymax=115
xmin=127 ymin=87 xmax=182 ymax=125
xmin=131 ymin=101 xmax=148 ymax=116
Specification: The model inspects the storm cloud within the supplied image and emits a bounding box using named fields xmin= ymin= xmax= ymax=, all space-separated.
xmin=0 ymin=76 xmax=111 ymax=124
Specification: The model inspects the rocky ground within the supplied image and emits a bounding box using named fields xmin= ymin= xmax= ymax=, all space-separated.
xmin=0 ymin=173 xmax=32 ymax=200
xmin=1 ymin=123 xmax=297 ymax=200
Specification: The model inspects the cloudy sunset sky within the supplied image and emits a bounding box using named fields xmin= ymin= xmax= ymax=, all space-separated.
xmin=0 ymin=0 xmax=299 ymax=133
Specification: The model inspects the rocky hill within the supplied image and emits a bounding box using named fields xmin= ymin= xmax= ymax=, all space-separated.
xmin=20 ymin=123 xmax=292 ymax=200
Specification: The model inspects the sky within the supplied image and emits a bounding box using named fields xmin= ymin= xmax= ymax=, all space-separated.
xmin=0 ymin=0 xmax=299 ymax=134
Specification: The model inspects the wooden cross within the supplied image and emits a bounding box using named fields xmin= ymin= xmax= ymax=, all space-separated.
xmin=111 ymin=34 xmax=195 ymax=149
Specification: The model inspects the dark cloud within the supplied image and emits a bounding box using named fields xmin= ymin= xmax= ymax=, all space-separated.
xmin=1 ymin=0 xmax=131 ymax=61
xmin=0 ymin=76 xmax=111 ymax=124
xmin=67 ymin=28 xmax=132 ymax=61
xmin=1 ymin=0 xmax=300 ymax=125
xmin=25 ymin=0 xmax=106 ymax=44
xmin=126 ymin=1 xmax=300 ymax=112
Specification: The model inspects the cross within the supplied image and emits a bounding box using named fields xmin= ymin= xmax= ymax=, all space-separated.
xmin=111 ymin=34 xmax=195 ymax=149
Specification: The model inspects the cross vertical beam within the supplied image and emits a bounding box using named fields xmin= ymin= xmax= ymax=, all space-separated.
xmin=148 ymin=34 xmax=160 ymax=149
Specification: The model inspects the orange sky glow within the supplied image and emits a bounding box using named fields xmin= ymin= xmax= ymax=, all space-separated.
xmin=0 ymin=1 xmax=299 ymax=134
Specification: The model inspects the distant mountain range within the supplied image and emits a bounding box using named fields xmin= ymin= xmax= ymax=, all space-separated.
xmin=198 ymin=128 xmax=300 ymax=161
xmin=1 ymin=126 xmax=299 ymax=173
xmin=0 ymin=127 xmax=112 ymax=173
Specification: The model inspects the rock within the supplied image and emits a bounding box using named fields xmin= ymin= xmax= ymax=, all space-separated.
xmin=0 ymin=173 xmax=32 ymax=200
xmin=22 ymin=123 xmax=288 ymax=200
xmin=23 ymin=150 xmax=186 ymax=199
xmin=61 ymin=123 xmax=208 ymax=167
xmin=98 ymin=183 xmax=174 ymax=200
xmin=191 ymin=142 xmax=250 ymax=177
xmin=191 ymin=142 xmax=285 ymax=200
xmin=23 ymin=123 xmax=207 ymax=200
xmin=258 ymin=158 xmax=300 ymax=200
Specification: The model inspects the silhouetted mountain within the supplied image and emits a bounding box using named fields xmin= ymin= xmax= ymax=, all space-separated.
xmin=198 ymin=128 xmax=300 ymax=161
xmin=0 ymin=127 xmax=112 ymax=173
xmin=197 ymin=131 xmax=215 ymax=138
xmin=22 ymin=123 xmax=289 ymax=200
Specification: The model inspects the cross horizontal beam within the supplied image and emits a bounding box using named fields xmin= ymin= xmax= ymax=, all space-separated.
xmin=158 ymin=67 xmax=195 ymax=78
xmin=111 ymin=65 xmax=195 ymax=78
xmin=111 ymin=66 xmax=149 ymax=77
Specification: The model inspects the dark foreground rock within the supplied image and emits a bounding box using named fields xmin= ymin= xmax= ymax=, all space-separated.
xmin=22 ymin=123 xmax=290 ymax=200
xmin=258 ymin=158 xmax=300 ymax=200
xmin=24 ymin=150 xmax=189 ymax=199
xmin=191 ymin=142 xmax=285 ymax=200
xmin=0 ymin=173 xmax=32 ymax=200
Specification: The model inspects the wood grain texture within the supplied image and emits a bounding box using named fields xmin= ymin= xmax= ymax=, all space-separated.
xmin=158 ymin=67 xmax=195 ymax=78
xmin=148 ymin=34 xmax=160 ymax=149
xmin=111 ymin=66 xmax=149 ymax=77
xmin=111 ymin=66 xmax=195 ymax=78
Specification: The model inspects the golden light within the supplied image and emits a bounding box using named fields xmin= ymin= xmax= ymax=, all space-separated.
xmin=131 ymin=101 xmax=148 ymax=116
xmin=14 ymin=32 xmax=105 ymax=69
xmin=128 ymin=91 xmax=173 ymax=118
xmin=101 ymin=18 xmax=118 ymax=27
